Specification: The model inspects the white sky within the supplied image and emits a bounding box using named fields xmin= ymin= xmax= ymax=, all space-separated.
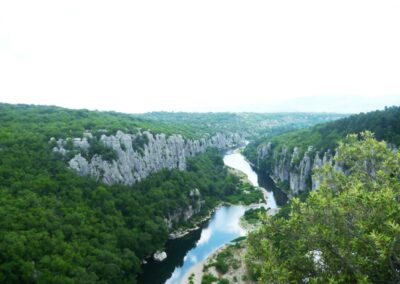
xmin=1 ymin=0 xmax=400 ymax=113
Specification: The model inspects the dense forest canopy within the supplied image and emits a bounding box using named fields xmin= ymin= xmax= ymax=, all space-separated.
xmin=0 ymin=103 xmax=207 ymax=140
xmin=1 ymin=103 xmax=394 ymax=283
xmin=244 ymin=106 xmax=400 ymax=164
xmin=0 ymin=104 xmax=261 ymax=283
xmin=138 ymin=111 xmax=347 ymax=139
xmin=247 ymin=132 xmax=400 ymax=283
xmin=0 ymin=137 xmax=248 ymax=283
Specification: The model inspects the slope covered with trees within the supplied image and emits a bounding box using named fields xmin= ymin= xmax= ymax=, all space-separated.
xmin=242 ymin=106 xmax=400 ymax=197
xmin=246 ymin=133 xmax=400 ymax=283
xmin=245 ymin=106 xmax=400 ymax=164
xmin=0 ymin=104 xmax=254 ymax=283
xmin=138 ymin=111 xmax=346 ymax=139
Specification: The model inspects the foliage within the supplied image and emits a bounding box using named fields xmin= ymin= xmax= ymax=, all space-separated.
xmin=246 ymin=132 xmax=400 ymax=283
xmin=0 ymin=104 xmax=253 ymax=283
xmin=138 ymin=111 xmax=346 ymax=139
xmin=201 ymin=273 xmax=218 ymax=284
xmin=131 ymin=134 xmax=149 ymax=155
xmin=231 ymin=236 xmax=246 ymax=243
xmin=189 ymin=273 xmax=195 ymax=284
xmin=0 ymin=103 xmax=204 ymax=140
xmin=244 ymin=106 xmax=400 ymax=168
xmin=243 ymin=207 xmax=267 ymax=224
xmin=215 ymin=250 xmax=231 ymax=274
xmin=225 ymin=183 xmax=264 ymax=205
xmin=86 ymin=137 xmax=118 ymax=162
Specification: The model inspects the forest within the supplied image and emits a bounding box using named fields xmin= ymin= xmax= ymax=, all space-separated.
xmin=235 ymin=106 xmax=400 ymax=283
xmin=1 ymin=103 xmax=398 ymax=283
xmin=0 ymin=104 xmax=257 ymax=283
xmin=135 ymin=111 xmax=346 ymax=139
xmin=244 ymin=106 xmax=400 ymax=167
xmin=246 ymin=132 xmax=400 ymax=283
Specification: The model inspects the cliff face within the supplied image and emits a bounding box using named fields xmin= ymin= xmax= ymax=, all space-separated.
xmin=53 ymin=130 xmax=244 ymax=185
xmin=165 ymin=188 xmax=204 ymax=233
xmin=257 ymin=143 xmax=338 ymax=198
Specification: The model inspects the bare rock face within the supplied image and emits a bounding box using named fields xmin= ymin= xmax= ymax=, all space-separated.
xmin=54 ymin=130 xmax=244 ymax=185
xmin=153 ymin=251 xmax=167 ymax=262
xmin=257 ymin=142 xmax=272 ymax=166
xmin=164 ymin=188 xmax=204 ymax=231
xmin=256 ymin=142 xmax=338 ymax=198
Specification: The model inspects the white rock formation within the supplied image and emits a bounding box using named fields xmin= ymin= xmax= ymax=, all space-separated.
xmin=54 ymin=130 xmax=244 ymax=185
xmin=153 ymin=251 xmax=167 ymax=262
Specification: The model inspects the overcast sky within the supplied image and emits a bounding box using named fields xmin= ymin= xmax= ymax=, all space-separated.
xmin=1 ymin=1 xmax=400 ymax=113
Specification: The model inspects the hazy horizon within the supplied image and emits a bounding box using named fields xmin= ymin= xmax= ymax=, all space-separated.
xmin=1 ymin=96 xmax=399 ymax=115
xmin=1 ymin=1 xmax=400 ymax=113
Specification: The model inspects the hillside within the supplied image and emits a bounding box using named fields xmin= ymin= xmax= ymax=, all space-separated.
xmin=244 ymin=106 xmax=400 ymax=196
xmin=0 ymin=104 xmax=253 ymax=283
xmin=137 ymin=112 xmax=346 ymax=139
xmin=0 ymin=103 xmax=345 ymax=283
xmin=246 ymin=133 xmax=400 ymax=283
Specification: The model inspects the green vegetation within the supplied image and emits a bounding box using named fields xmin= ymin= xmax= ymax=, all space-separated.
xmin=0 ymin=103 xmax=209 ymax=141
xmin=231 ymin=236 xmax=246 ymax=243
xmin=246 ymin=133 xmax=400 ymax=283
xmin=201 ymin=273 xmax=231 ymax=284
xmin=86 ymin=137 xmax=118 ymax=162
xmin=214 ymin=250 xmax=232 ymax=274
xmin=188 ymin=273 xmax=195 ymax=284
xmin=0 ymin=103 xmax=372 ymax=283
xmin=201 ymin=273 xmax=218 ymax=284
xmin=245 ymin=106 xmax=400 ymax=168
xmin=138 ymin=111 xmax=346 ymax=139
xmin=225 ymin=183 xmax=264 ymax=205
xmin=203 ymin=241 xmax=247 ymax=284
xmin=243 ymin=207 xmax=267 ymax=225
xmin=131 ymin=134 xmax=149 ymax=155
xmin=0 ymin=144 xmax=245 ymax=283
xmin=0 ymin=103 xmax=259 ymax=283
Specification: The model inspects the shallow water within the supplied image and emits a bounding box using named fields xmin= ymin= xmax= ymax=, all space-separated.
xmin=138 ymin=150 xmax=282 ymax=284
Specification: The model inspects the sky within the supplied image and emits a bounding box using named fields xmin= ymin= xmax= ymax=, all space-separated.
xmin=1 ymin=0 xmax=400 ymax=114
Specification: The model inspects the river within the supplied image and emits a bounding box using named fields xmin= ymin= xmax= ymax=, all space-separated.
xmin=138 ymin=149 xmax=285 ymax=284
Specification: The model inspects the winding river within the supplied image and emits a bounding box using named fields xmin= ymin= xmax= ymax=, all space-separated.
xmin=138 ymin=149 xmax=286 ymax=284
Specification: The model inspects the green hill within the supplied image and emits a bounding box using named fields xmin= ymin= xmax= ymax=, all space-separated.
xmin=245 ymin=106 xmax=400 ymax=166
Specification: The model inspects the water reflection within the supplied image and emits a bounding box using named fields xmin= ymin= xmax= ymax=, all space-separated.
xmin=165 ymin=205 xmax=246 ymax=284
xmin=138 ymin=150 xmax=287 ymax=284
xmin=137 ymin=227 xmax=203 ymax=284
xmin=223 ymin=151 xmax=278 ymax=209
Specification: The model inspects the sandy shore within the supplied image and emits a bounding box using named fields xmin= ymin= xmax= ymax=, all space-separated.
xmin=180 ymin=151 xmax=276 ymax=284
xmin=180 ymin=245 xmax=227 ymax=284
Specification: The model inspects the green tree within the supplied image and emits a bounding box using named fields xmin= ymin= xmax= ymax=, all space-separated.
xmin=247 ymin=132 xmax=400 ymax=283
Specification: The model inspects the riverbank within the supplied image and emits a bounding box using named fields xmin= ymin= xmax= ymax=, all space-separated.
xmin=170 ymin=163 xmax=266 ymax=240
xmin=168 ymin=205 xmax=221 ymax=239
xmin=180 ymin=158 xmax=278 ymax=284
xmin=180 ymin=245 xmax=225 ymax=284
xmin=181 ymin=239 xmax=256 ymax=284
xmin=140 ymin=148 xmax=279 ymax=284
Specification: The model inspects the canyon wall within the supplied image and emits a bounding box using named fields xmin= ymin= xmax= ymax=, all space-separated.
xmin=52 ymin=130 xmax=244 ymax=185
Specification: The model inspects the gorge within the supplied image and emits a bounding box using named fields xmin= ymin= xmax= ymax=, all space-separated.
xmin=1 ymin=103 xmax=398 ymax=283
xmin=138 ymin=149 xmax=282 ymax=284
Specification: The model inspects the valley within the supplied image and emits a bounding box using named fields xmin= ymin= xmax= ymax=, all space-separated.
xmin=0 ymin=103 xmax=399 ymax=283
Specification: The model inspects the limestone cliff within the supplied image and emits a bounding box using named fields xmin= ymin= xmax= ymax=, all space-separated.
xmin=52 ymin=130 xmax=244 ymax=185
xmin=256 ymin=143 xmax=339 ymax=198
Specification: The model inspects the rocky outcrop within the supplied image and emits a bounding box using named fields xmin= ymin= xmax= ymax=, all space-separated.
xmin=257 ymin=143 xmax=338 ymax=198
xmin=165 ymin=188 xmax=204 ymax=231
xmin=153 ymin=251 xmax=167 ymax=262
xmin=53 ymin=131 xmax=244 ymax=185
